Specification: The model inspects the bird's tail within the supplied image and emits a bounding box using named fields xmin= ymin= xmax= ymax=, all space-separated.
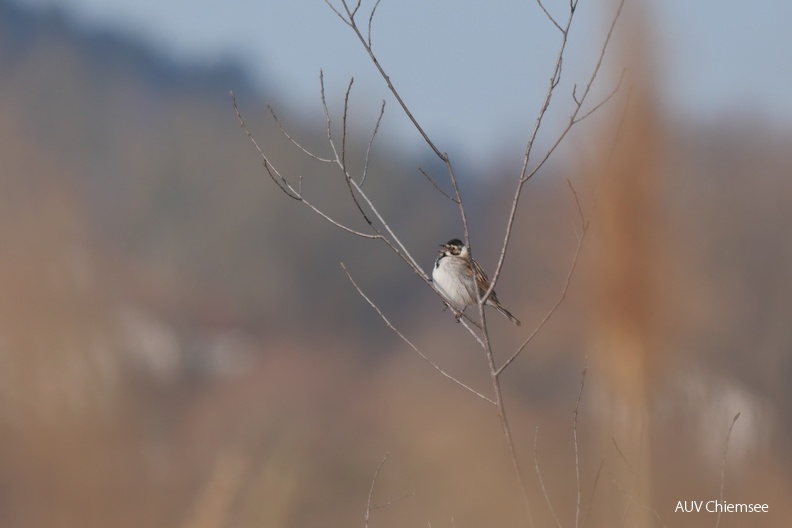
xmin=494 ymin=303 xmax=521 ymax=326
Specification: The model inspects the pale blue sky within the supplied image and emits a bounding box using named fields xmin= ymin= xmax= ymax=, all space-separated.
xmin=18 ymin=0 xmax=792 ymax=163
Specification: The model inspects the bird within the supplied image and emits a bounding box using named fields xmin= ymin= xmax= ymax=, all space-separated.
xmin=432 ymin=238 xmax=521 ymax=326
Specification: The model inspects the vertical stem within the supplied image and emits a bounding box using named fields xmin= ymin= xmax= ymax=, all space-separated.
xmin=481 ymin=314 xmax=534 ymax=527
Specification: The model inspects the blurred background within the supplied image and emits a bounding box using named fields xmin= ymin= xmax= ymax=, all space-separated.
xmin=1 ymin=0 xmax=790 ymax=527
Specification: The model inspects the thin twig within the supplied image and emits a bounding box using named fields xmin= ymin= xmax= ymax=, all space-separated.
xmin=350 ymin=0 xmax=362 ymax=19
xmin=268 ymin=104 xmax=334 ymax=163
xmin=329 ymin=0 xmax=471 ymax=251
xmin=611 ymin=438 xmax=632 ymax=473
xmin=341 ymin=77 xmax=355 ymax=169
xmin=571 ymin=0 xmax=626 ymax=124
xmin=342 ymin=263 xmax=495 ymax=405
xmin=485 ymin=0 xmax=625 ymax=308
xmin=715 ymin=413 xmax=741 ymax=528
xmin=320 ymin=70 xmax=337 ymax=153
xmin=567 ymin=179 xmax=585 ymax=234
xmin=317 ymin=75 xmax=430 ymax=280
xmin=500 ymin=385 xmax=535 ymax=527
xmin=573 ymin=360 xmax=588 ymax=528
xmin=364 ymin=453 xmax=388 ymax=528
xmin=360 ymin=100 xmax=386 ymax=186
xmin=231 ymin=91 xmax=382 ymax=239
xmin=314 ymin=70 xmax=434 ymax=284
xmin=418 ymin=167 xmax=458 ymax=203
xmin=231 ymin=91 xmax=298 ymax=199
xmin=323 ymin=0 xmax=352 ymax=26
xmin=497 ymin=183 xmax=590 ymax=375
xmin=584 ymin=456 xmax=607 ymax=527
xmin=367 ymin=0 xmax=383 ymax=47
xmin=536 ymin=0 xmax=563 ymax=32
xmin=480 ymin=0 xmax=577 ymax=307
xmin=363 ymin=453 xmax=414 ymax=528
xmin=574 ymin=69 xmax=626 ymax=124
xmin=471 ymin=295 xmax=534 ymax=527
xmin=534 ymin=426 xmax=562 ymax=528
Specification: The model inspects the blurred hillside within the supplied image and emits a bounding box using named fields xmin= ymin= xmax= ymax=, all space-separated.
xmin=0 ymin=0 xmax=791 ymax=527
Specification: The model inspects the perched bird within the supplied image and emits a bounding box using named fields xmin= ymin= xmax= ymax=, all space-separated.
xmin=432 ymin=238 xmax=521 ymax=326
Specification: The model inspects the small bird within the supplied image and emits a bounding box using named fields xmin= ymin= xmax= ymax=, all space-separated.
xmin=432 ymin=238 xmax=521 ymax=326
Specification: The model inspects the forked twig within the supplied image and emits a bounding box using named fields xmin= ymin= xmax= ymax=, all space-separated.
xmin=324 ymin=0 xmax=352 ymax=26
xmin=342 ymin=263 xmax=495 ymax=405
xmin=327 ymin=0 xmax=471 ymax=248
xmin=364 ymin=453 xmax=388 ymax=528
xmin=536 ymin=0 xmax=563 ymax=32
xmin=484 ymin=0 xmax=625 ymax=307
xmin=311 ymin=70 xmax=441 ymax=285
xmin=364 ymin=453 xmax=414 ymax=528
xmin=497 ymin=182 xmax=590 ymax=375
xmin=268 ymin=104 xmax=334 ymax=163
xmin=231 ymin=91 xmax=381 ymax=239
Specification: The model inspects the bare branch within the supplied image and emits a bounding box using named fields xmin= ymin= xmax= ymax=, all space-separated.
xmin=323 ymin=0 xmax=352 ymax=26
xmin=364 ymin=453 xmax=388 ymax=528
xmin=536 ymin=0 xmax=563 ymax=33
xmin=324 ymin=0 xmax=471 ymax=249
xmin=497 ymin=183 xmax=589 ymax=375
xmin=342 ymin=77 xmax=355 ymax=169
xmin=572 ymin=0 xmax=626 ymax=123
xmin=473 ymin=317 xmax=535 ymax=527
xmin=231 ymin=91 xmax=382 ymax=239
xmin=311 ymin=71 xmax=434 ymax=280
xmin=478 ymin=0 xmax=577 ymax=309
xmin=346 ymin=176 xmax=431 ymax=279
xmin=342 ymin=263 xmax=495 ymax=405
xmin=573 ymin=360 xmax=588 ymax=528
xmin=320 ymin=70 xmax=337 ymax=152
xmin=238 ymin=3 xmax=627 ymax=527
xmin=271 ymin=70 xmax=445 ymax=279
xmin=363 ymin=453 xmax=414 ymax=527
xmin=611 ymin=437 xmax=632 ymax=472
xmin=715 ymin=413 xmax=741 ymax=528
xmin=350 ymin=0 xmax=362 ymax=19
xmin=484 ymin=0 xmax=624 ymax=310
xmin=231 ymin=91 xmax=299 ymax=199
xmin=418 ymin=167 xmax=459 ymax=203
xmin=574 ymin=69 xmax=626 ymax=125
xmin=584 ymin=456 xmax=607 ymax=527
xmin=367 ymin=0 xmax=383 ymax=47
xmin=360 ymin=100 xmax=386 ymax=186
xmin=567 ymin=179 xmax=586 ymax=231
xmin=268 ymin=104 xmax=334 ymax=163
xmin=534 ymin=427 xmax=563 ymax=528
xmin=314 ymin=72 xmax=424 ymax=275
xmin=572 ymin=83 xmax=581 ymax=106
